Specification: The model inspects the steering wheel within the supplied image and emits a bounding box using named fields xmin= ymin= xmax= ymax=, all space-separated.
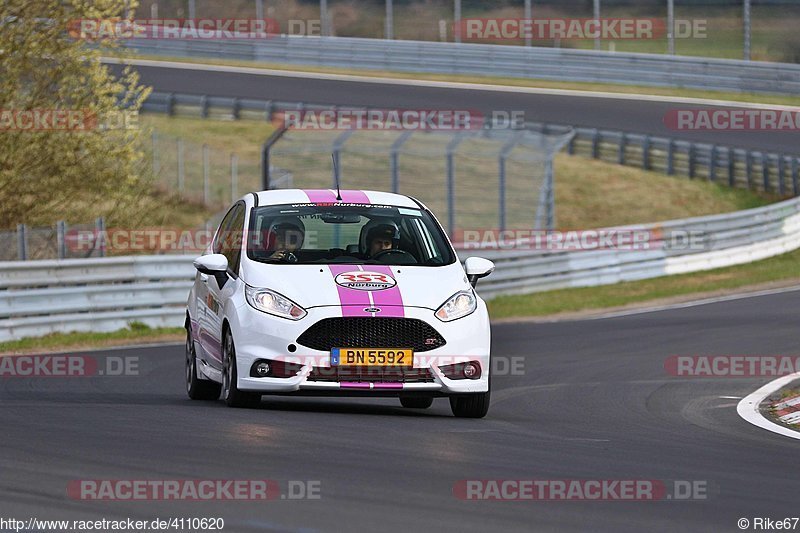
xmin=372 ymin=249 xmax=415 ymax=262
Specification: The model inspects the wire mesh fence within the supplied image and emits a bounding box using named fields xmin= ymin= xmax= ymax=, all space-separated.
xmin=0 ymin=220 xmax=107 ymax=262
xmin=266 ymin=126 xmax=573 ymax=236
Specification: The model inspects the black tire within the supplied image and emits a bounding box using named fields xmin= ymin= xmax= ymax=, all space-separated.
xmin=399 ymin=396 xmax=434 ymax=409
xmin=222 ymin=329 xmax=261 ymax=408
xmin=185 ymin=326 xmax=221 ymax=401
xmin=449 ymin=390 xmax=490 ymax=418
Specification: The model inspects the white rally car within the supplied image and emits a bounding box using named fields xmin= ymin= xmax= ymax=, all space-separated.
xmin=185 ymin=189 xmax=495 ymax=417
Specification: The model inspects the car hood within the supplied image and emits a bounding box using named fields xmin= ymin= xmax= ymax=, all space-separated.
xmin=240 ymin=261 xmax=470 ymax=311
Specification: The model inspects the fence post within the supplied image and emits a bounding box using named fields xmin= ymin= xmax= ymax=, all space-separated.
xmin=793 ymin=157 xmax=799 ymax=196
xmin=642 ymin=135 xmax=650 ymax=170
xmin=454 ymin=0 xmax=461 ymax=43
xmin=261 ymin=124 xmax=288 ymax=190
xmin=390 ymin=131 xmax=413 ymax=194
xmin=688 ymin=143 xmax=696 ymax=179
xmin=16 ymin=224 xmax=27 ymax=261
xmin=177 ymin=138 xmax=185 ymax=192
xmin=57 ymin=220 xmax=66 ymax=259
xmin=232 ymin=97 xmax=241 ymax=120
xmin=591 ymin=129 xmax=599 ymax=159
xmin=203 ymin=144 xmax=210 ymax=205
xmin=762 ymin=153 xmax=770 ymax=192
xmin=166 ymin=93 xmax=175 ymax=116
xmin=152 ymin=131 xmax=160 ymax=177
xmin=617 ymin=132 xmax=626 ymax=165
xmin=567 ymin=133 xmax=576 ymax=155
xmin=95 ymin=217 xmax=106 ymax=257
xmin=778 ymin=155 xmax=786 ymax=196
xmin=545 ymin=159 xmax=555 ymax=231
xmin=445 ymin=133 xmax=465 ymax=237
xmin=231 ymin=153 xmax=238 ymax=202
xmin=200 ymin=95 xmax=209 ymax=118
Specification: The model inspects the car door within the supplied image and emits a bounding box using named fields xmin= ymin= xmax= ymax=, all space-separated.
xmin=197 ymin=203 xmax=241 ymax=368
xmin=202 ymin=202 xmax=246 ymax=372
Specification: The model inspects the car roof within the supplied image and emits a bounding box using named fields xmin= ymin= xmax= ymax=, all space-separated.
xmin=252 ymin=189 xmax=422 ymax=209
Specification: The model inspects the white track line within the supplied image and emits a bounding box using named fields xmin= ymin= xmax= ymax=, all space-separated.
xmin=103 ymin=57 xmax=800 ymax=111
xmin=737 ymin=372 xmax=800 ymax=441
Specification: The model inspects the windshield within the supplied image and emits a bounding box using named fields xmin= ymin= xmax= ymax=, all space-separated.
xmin=246 ymin=203 xmax=456 ymax=266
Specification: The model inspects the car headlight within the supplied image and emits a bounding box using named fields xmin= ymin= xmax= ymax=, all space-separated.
xmin=245 ymin=285 xmax=307 ymax=320
xmin=435 ymin=290 xmax=477 ymax=322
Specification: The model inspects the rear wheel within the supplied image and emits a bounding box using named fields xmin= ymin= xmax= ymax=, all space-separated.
xmin=222 ymin=330 xmax=261 ymax=408
xmin=449 ymin=390 xmax=490 ymax=418
xmin=399 ymin=396 xmax=433 ymax=409
xmin=185 ymin=326 xmax=221 ymax=401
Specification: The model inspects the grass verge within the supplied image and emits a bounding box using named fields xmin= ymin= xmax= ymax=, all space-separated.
xmin=0 ymin=324 xmax=184 ymax=355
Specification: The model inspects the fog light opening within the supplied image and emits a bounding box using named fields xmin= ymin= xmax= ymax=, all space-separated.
xmin=255 ymin=361 xmax=271 ymax=377
xmin=463 ymin=362 xmax=480 ymax=379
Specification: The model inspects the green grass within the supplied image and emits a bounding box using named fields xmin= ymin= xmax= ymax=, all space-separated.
xmin=487 ymin=245 xmax=800 ymax=319
xmin=0 ymin=324 xmax=184 ymax=355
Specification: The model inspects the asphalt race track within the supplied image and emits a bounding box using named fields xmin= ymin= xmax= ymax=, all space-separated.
xmin=109 ymin=61 xmax=800 ymax=155
xmin=2 ymin=290 xmax=799 ymax=532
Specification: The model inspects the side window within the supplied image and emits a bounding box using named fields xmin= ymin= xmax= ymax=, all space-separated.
xmin=220 ymin=204 xmax=245 ymax=276
xmin=213 ymin=205 xmax=239 ymax=254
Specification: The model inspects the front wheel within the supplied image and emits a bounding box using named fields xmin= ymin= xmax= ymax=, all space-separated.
xmin=185 ymin=326 xmax=221 ymax=401
xmin=222 ymin=330 xmax=261 ymax=408
xmin=449 ymin=390 xmax=490 ymax=418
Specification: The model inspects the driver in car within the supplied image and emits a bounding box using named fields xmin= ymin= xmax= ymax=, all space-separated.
xmin=266 ymin=219 xmax=305 ymax=262
xmin=367 ymin=223 xmax=399 ymax=258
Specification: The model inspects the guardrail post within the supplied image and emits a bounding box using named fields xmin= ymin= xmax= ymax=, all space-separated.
xmin=230 ymin=153 xmax=238 ymax=202
xmin=16 ymin=224 xmax=27 ymax=261
xmin=667 ymin=139 xmax=675 ymax=175
xmin=264 ymin=100 xmax=273 ymax=122
xmin=617 ymin=133 xmax=626 ymax=165
xmin=591 ymin=129 xmax=599 ymax=159
xmin=95 ymin=217 xmax=105 ymax=257
xmin=232 ymin=97 xmax=241 ymax=120
xmin=177 ymin=138 xmax=185 ymax=192
xmin=778 ymin=155 xmax=786 ymax=196
xmin=709 ymin=145 xmax=717 ymax=181
xmin=746 ymin=151 xmax=753 ymax=188
xmin=200 ymin=95 xmax=209 ymax=118
xmin=728 ymin=147 xmax=736 ymax=187
xmin=688 ymin=143 xmax=696 ymax=179
xmin=57 ymin=220 xmax=66 ymax=259
xmin=203 ymin=144 xmax=210 ymax=205
xmin=793 ymin=157 xmax=799 ymax=196
xmin=166 ymin=93 xmax=175 ymax=116
xmin=642 ymin=135 xmax=651 ymax=170
xmin=762 ymin=153 xmax=770 ymax=192
xmin=567 ymin=133 xmax=576 ymax=155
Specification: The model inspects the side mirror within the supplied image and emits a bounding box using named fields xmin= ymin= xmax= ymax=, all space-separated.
xmin=464 ymin=257 xmax=495 ymax=288
xmin=193 ymin=254 xmax=228 ymax=275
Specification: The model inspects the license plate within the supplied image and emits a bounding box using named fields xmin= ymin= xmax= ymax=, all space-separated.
xmin=331 ymin=348 xmax=413 ymax=367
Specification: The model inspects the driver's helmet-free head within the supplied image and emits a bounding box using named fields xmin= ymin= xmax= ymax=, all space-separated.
xmin=362 ymin=220 xmax=400 ymax=256
xmin=265 ymin=217 xmax=305 ymax=251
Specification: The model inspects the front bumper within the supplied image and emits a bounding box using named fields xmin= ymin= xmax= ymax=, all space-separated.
xmin=230 ymin=303 xmax=490 ymax=395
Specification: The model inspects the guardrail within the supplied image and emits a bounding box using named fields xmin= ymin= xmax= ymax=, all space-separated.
xmin=143 ymin=91 xmax=800 ymax=196
xmin=125 ymin=35 xmax=800 ymax=95
xmin=3 ymin=195 xmax=800 ymax=341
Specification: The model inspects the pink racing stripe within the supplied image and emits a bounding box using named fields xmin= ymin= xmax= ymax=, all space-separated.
xmin=340 ymin=382 xmax=371 ymax=389
xmin=373 ymin=383 xmax=403 ymax=390
xmin=302 ymin=189 xmax=371 ymax=204
xmin=369 ymin=266 xmax=405 ymax=318
xmin=328 ymin=264 xmax=371 ymax=317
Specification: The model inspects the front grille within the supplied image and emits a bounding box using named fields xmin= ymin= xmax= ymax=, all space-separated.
xmin=307 ymin=366 xmax=435 ymax=383
xmin=296 ymin=317 xmax=446 ymax=352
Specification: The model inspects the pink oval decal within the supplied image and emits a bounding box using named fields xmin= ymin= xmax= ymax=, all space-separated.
xmin=334 ymin=271 xmax=397 ymax=291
